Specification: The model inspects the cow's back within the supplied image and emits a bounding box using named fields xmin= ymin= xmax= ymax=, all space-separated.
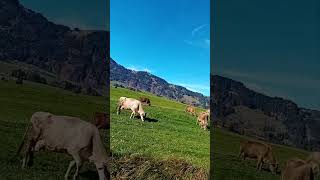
xmin=241 ymin=140 xmax=269 ymax=158
xmin=307 ymin=152 xmax=320 ymax=164
xmin=198 ymin=112 xmax=209 ymax=121
xmin=33 ymin=114 xmax=96 ymax=151
xmin=282 ymin=159 xmax=314 ymax=180
xmin=121 ymin=98 xmax=141 ymax=109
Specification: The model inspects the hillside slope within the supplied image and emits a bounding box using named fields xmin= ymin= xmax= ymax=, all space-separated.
xmin=110 ymin=59 xmax=209 ymax=108
xmin=0 ymin=80 xmax=108 ymax=179
xmin=211 ymin=74 xmax=320 ymax=150
xmin=212 ymin=128 xmax=309 ymax=180
xmin=110 ymin=87 xmax=210 ymax=170
xmin=0 ymin=0 xmax=109 ymax=90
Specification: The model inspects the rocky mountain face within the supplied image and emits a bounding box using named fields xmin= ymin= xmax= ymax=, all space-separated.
xmin=0 ymin=0 xmax=109 ymax=90
xmin=111 ymin=59 xmax=209 ymax=108
xmin=211 ymin=75 xmax=320 ymax=150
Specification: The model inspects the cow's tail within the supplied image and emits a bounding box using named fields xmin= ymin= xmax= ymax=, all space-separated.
xmin=16 ymin=123 xmax=31 ymax=157
xmin=238 ymin=140 xmax=247 ymax=159
xmin=116 ymin=101 xmax=122 ymax=115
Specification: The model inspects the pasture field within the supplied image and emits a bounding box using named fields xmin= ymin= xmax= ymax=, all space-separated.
xmin=0 ymin=80 xmax=107 ymax=179
xmin=212 ymin=128 xmax=317 ymax=180
xmin=110 ymin=87 xmax=210 ymax=170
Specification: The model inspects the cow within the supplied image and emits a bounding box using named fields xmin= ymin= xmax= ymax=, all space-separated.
xmin=117 ymin=97 xmax=146 ymax=121
xmin=185 ymin=105 xmax=197 ymax=116
xmin=16 ymin=112 xmax=109 ymax=180
xmin=306 ymin=152 xmax=320 ymax=175
xmin=94 ymin=112 xmax=109 ymax=129
xmin=139 ymin=97 xmax=151 ymax=106
xmin=197 ymin=111 xmax=210 ymax=130
xmin=282 ymin=159 xmax=315 ymax=180
xmin=238 ymin=140 xmax=278 ymax=174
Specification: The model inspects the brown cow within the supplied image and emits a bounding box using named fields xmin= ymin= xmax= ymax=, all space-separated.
xmin=282 ymin=159 xmax=315 ymax=180
xmin=139 ymin=97 xmax=151 ymax=106
xmin=185 ymin=105 xmax=197 ymax=116
xmin=306 ymin=152 xmax=320 ymax=175
xmin=117 ymin=97 xmax=146 ymax=121
xmin=94 ymin=112 xmax=109 ymax=129
xmin=197 ymin=111 xmax=210 ymax=130
xmin=238 ymin=140 xmax=278 ymax=174
xmin=17 ymin=112 xmax=109 ymax=180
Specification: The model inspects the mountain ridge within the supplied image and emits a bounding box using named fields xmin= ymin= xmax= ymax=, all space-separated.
xmin=110 ymin=59 xmax=209 ymax=108
xmin=0 ymin=0 xmax=109 ymax=91
xmin=211 ymin=74 xmax=320 ymax=150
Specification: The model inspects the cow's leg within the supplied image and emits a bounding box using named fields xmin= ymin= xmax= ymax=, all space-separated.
xmin=94 ymin=162 xmax=106 ymax=180
xmin=69 ymin=152 xmax=82 ymax=180
xmin=256 ymin=157 xmax=262 ymax=170
xmin=65 ymin=160 xmax=76 ymax=180
xmin=22 ymin=140 xmax=35 ymax=169
xmin=130 ymin=112 xmax=134 ymax=119
xmin=140 ymin=113 xmax=144 ymax=122
xmin=238 ymin=151 xmax=243 ymax=160
xmin=116 ymin=104 xmax=121 ymax=115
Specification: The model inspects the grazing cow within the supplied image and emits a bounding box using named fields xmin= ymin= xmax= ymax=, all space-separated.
xmin=238 ymin=140 xmax=278 ymax=174
xmin=197 ymin=111 xmax=210 ymax=130
xmin=17 ymin=112 xmax=109 ymax=180
xmin=185 ymin=105 xmax=197 ymax=116
xmin=94 ymin=112 xmax=109 ymax=129
xmin=282 ymin=159 xmax=315 ymax=180
xmin=117 ymin=97 xmax=146 ymax=121
xmin=139 ymin=97 xmax=151 ymax=106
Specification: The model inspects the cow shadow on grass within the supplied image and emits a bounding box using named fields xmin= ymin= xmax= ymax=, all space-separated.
xmin=131 ymin=116 xmax=158 ymax=123
xmin=238 ymin=158 xmax=281 ymax=176
xmin=144 ymin=117 xmax=158 ymax=122
xmin=79 ymin=170 xmax=110 ymax=180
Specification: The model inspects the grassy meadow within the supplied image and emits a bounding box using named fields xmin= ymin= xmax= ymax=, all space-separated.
xmin=212 ymin=128 xmax=317 ymax=180
xmin=110 ymin=87 xmax=210 ymax=170
xmin=0 ymin=80 xmax=107 ymax=179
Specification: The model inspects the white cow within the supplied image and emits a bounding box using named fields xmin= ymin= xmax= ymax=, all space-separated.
xmin=117 ymin=97 xmax=146 ymax=121
xmin=17 ymin=112 xmax=109 ymax=180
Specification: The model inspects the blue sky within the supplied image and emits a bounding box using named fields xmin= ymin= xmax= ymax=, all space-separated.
xmin=20 ymin=0 xmax=108 ymax=30
xmin=111 ymin=0 xmax=210 ymax=96
xmin=212 ymin=0 xmax=320 ymax=110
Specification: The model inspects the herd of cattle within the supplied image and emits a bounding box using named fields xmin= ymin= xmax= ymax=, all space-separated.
xmin=239 ymin=139 xmax=320 ymax=180
xmin=185 ymin=105 xmax=210 ymax=130
xmin=15 ymin=96 xmax=209 ymax=180
xmin=117 ymin=96 xmax=210 ymax=130
xmin=17 ymin=95 xmax=318 ymax=180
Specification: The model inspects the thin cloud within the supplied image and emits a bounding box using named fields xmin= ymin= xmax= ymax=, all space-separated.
xmin=191 ymin=24 xmax=208 ymax=37
xmin=185 ymin=24 xmax=210 ymax=49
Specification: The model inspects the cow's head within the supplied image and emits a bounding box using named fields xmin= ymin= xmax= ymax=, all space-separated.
xmin=268 ymin=159 xmax=279 ymax=175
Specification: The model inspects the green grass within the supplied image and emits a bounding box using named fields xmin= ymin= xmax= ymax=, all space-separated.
xmin=212 ymin=128 xmax=315 ymax=180
xmin=0 ymin=80 xmax=107 ymax=179
xmin=110 ymin=87 xmax=210 ymax=170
